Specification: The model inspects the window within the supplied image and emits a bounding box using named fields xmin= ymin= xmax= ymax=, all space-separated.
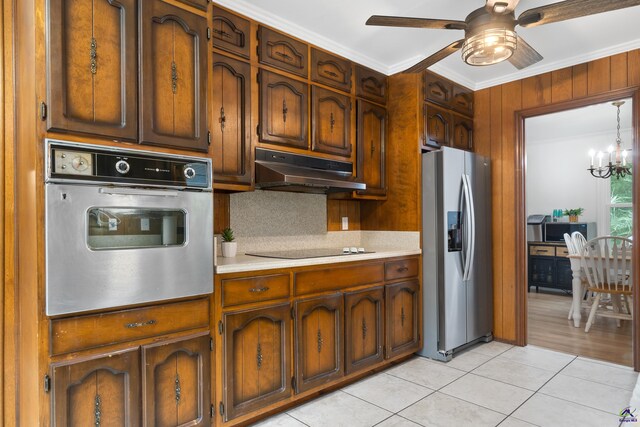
xmin=597 ymin=171 xmax=633 ymax=237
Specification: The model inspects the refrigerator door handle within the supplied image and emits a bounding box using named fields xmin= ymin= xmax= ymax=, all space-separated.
xmin=461 ymin=174 xmax=472 ymax=281
xmin=463 ymin=174 xmax=476 ymax=281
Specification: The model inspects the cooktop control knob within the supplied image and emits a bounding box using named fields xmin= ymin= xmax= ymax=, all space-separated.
xmin=115 ymin=160 xmax=130 ymax=174
xmin=184 ymin=166 xmax=196 ymax=179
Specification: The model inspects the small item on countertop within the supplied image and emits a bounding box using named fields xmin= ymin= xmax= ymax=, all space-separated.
xmin=350 ymin=247 xmax=358 ymax=253
xmin=343 ymin=247 xmax=350 ymax=254
xmin=358 ymin=247 xmax=365 ymax=253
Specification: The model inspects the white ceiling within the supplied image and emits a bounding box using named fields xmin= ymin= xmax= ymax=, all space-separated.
xmin=215 ymin=0 xmax=640 ymax=90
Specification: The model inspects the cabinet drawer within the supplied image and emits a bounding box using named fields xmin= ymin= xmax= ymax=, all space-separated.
xmin=311 ymin=48 xmax=352 ymax=92
xmin=424 ymin=72 xmax=453 ymax=106
xmin=212 ymin=6 xmax=251 ymax=59
xmin=529 ymin=245 xmax=555 ymax=256
xmin=355 ymin=65 xmax=387 ymax=104
xmin=385 ymin=258 xmax=419 ymax=281
xmin=295 ymin=263 xmax=384 ymax=296
xmin=556 ymin=246 xmax=570 ymax=257
xmin=51 ymin=298 xmax=210 ymax=356
xmin=258 ymin=26 xmax=308 ymax=77
xmin=222 ymin=274 xmax=290 ymax=307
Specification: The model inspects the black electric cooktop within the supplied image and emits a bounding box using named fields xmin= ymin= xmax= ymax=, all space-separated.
xmin=246 ymin=248 xmax=375 ymax=259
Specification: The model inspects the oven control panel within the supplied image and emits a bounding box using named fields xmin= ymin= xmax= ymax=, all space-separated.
xmin=45 ymin=139 xmax=212 ymax=191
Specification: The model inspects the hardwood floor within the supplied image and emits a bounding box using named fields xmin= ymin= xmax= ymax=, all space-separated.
xmin=527 ymin=291 xmax=632 ymax=366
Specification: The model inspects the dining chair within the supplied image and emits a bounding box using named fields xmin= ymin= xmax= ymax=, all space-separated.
xmin=581 ymin=236 xmax=633 ymax=332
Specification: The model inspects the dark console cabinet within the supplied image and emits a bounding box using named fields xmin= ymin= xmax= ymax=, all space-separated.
xmin=528 ymin=243 xmax=572 ymax=293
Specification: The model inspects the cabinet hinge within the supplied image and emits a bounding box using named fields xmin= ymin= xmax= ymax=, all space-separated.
xmin=257 ymin=70 xmax=261 ymax=83
xmin=210 ymin=403 xmax=215 ymax=418
xmin=291 ymin=376 xmax=296 ymax=391
xmin=210 ymin=337 xmax=214 ymax=351
xmin=218 ymin=320 xmax=224 ymax=335
xmin=208 ymin=131 xmax=211 ymax=146
xmin=40 ymin=101 xmax=47 ymax=121
xmin=219 ymin=402 xmax=225 ymax=417
xmin=290 ymin=307 xmax=295 ymax=319
xmin=256 ymin=124 xmax=260 ymax=136
xmin=207 ymin=27 xmax=211 ymax=40
xmin=44 ymin=374 xmax=51 ymax=393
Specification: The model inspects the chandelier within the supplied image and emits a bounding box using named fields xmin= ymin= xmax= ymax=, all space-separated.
xmin=588 ymin=101 xmax=631 ymax=180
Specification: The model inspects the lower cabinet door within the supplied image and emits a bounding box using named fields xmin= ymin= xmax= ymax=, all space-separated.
xmin=294 ymin=293 xmax=344 ymax=393
xmin=344 ymin=286 xmax=384 ymax=374
xmin=142 ymin=333 xmax=212 ymax=426
xmin=385 ymin=280 xmax=421 ymax=358
xmin=223 ymin=303 xmax=291 ymax=421
xmin=51 ymin=348 xmax=141 ymax=426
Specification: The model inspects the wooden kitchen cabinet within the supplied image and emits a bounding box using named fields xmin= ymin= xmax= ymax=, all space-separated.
xmin=51 ymin=348 xmax=140 ymax=426
xmin=451 ymin=85 xmax=474 ymax=116
xmin=46 ymin=0 xmax=138 ymax=140
xmin=212 ymin=6 xmax=251 ymax=59
xmin=259 ymin=69 xmax=308 ymax=149
xmin=139 ymin=0 xmax=209 ymax=152
xmin=311 ymin=86 xmax=351 ymax=157
xmin=424 ymin=103 xmax=451 ymax=149
xmin=424 ymin=72 xmax=453 ymax=107
xmin=222 ymin=303 xmax=291 ymax=421
xmin=311 ymin=48 xmax=352 ymax=93
xmin=355 ymin=100 xmax=386 ymax=197
xmin=174 ymin=0 xmax=209 ymax=11
xmin=212 ymin=54 xmax=252 ymax=187
xmin=385 ymin=280 xmax=420 ymax=358
xmin=294 ymin=293 xmax=344 ymax=393
xmin=142 ymin=334 xmax=211 ymax=426
xmin=355 ymin=65 xmax=387 ymax=105
xmin=452 ymin=115 xmax=473 ymax=151
xmin=344 ymin=286 xmax=384 ymax=374
xmin=257 ymin=26 xmax=309 ymax=78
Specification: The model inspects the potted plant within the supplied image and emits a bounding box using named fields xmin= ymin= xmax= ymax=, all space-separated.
xmin=221 ymin=227 xmax=237 ymax=258
xmin=563 ymin=208 xmax=584 ymax=223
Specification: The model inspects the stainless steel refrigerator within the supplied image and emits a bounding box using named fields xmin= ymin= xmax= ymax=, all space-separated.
xmin=419 ymin=147 xmax=493 ymax=361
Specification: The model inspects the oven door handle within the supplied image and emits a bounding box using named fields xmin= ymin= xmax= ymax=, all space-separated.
xmin=99 ymin=188 xmax=179 ymax=197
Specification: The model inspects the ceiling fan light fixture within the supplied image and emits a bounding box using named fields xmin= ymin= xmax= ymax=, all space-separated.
xmin=461 ymin=28 xmax=517 ymax=66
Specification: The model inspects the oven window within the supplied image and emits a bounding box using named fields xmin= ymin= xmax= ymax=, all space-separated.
xmin=87 ymin=208 xmax=186 ymax=249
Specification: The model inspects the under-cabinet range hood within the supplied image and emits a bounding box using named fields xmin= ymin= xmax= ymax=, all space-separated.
xmin=255 ymin=148 xmax=365 ymax=194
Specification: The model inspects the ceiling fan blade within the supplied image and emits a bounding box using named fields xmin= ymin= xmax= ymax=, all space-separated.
xmin=366 ymin=15 xmax=467 ymax=30
xmin=485 ymin=0 xmax=520 ymax=15
xmin=518 ymin=0 xmax=640 ymax=28
xmin=508 ymin=36 xmax=543 ymax=70
xmin=403 ymin=40 xmax=465 ymax=74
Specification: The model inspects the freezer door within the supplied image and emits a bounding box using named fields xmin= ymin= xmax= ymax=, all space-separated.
xmin=439 ymin=148 xmax=468 ymax=351
xmin=464 ymin=152 xmax=493 ymax=342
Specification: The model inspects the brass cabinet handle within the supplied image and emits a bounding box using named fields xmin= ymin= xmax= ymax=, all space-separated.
xmin=212 ymin=28 xmax=232 ymax=40
xmin=323 ymin=69 xmax=338 ymax=78
xmin=94 ymin=394 xmax=102 ymax=427
xmin=219 ymin=106 xmax=226 ymax=132
xmin=282 ymin=99 xmax=288 ymax=123
xmin=400 ymin=306 xmax=406 ymax=327
xmin=249 ymin=286 xmax=270 ymax=293
xmin=125 ymin=319 xmax=156 ymax=328
xmin=362 ymin=318 xmax=367 ymax=340
xmin=370 ymin=139 xmax=375 ymax=156
xmin=274 ymin=51 xmax=293 ymax=62
xmin=317 ymin=329 xmax=323 ymax=353
xmin=90 ymin=37 xmax=97 ymax=75
xmin=330 ymin=112 xmax=335 ymax=133
xmin=171 ymin=61 xmax=178 ymax=94
xmin=174 ymin=375 xmax=181 ymax=402
xmin=256 ymin=342 xmax=263 ymax=369
xmin=397 ymin=267 xmax=409 ymax=273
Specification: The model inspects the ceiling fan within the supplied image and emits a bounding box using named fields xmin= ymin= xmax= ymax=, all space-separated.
xmin=366 ymin=0 xmax=640 ymax=73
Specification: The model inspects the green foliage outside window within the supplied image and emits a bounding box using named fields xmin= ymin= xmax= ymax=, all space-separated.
xmin=610 ymin=169 xmax=633 ymax=237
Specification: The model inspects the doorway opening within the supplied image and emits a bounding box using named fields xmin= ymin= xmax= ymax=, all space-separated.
xmin=519 ymin=93 xmax=637 ymax=367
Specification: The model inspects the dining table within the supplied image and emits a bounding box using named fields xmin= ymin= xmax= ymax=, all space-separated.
xmin=567 ymin=253 xmax=632 ymax=327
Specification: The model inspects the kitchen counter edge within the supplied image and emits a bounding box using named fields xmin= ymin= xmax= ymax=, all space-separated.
xmin=215 ymin=249 xmax=422 ymax=274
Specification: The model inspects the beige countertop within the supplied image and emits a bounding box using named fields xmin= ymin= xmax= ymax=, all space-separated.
xmin=215 ymin=248 xmax=422 ymax=274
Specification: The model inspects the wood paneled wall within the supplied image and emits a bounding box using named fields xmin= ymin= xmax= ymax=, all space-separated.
xmin=474 ymin=49 xmax=640 ymax=344
xmin=327 ymin=199 xmax=361 ymax=231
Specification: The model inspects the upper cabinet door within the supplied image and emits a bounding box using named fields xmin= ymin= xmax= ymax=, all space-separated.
xmin=139 ymin=0 xmax=209 ymax=152
xmin=356 ymin=100 xmax=386 ymax=197
xmin=355 ymin=65 xmax=387 ymax=105
xmin=451 ymin=85 xmax=474 ymax=117
xmin=211 ymin=7 xmax=251 ymax=59
xmin=311 ymin=48 xmax=352 ymax=93
xmin=311 ymin=86 xmax=351 ymax=157
xmin=47 ymin=0 xmax=137 ymax=140
xmin=258 ymin=26 xmax=308 ymax=78
xmin=452 ymin=115 xmax=473 ymax=151
xmin=259 ymin=69 xmax=308 ymax=149
xmin=424 ymin=103 xmax=451 ymax=149
xmin=212 ymin=54 xmax=252 ymax=186
xmin=424 ymin=72 xmax=453 ymax=107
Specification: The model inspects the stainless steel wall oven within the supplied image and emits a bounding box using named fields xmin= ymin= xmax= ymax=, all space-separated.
xmin=45 ymin=139 xmax=213 ymax=316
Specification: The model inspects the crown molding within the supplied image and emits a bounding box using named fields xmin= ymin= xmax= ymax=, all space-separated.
xmin=213 ymin=0 xmax=389 ymax=73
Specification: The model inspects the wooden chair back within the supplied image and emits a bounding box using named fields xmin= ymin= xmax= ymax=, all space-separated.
xmin=580 ymin=236 xmax=633 ymax=293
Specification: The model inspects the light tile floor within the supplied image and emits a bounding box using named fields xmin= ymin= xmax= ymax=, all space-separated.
xmin=251 ymin=343 xmax=639 ymax=427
